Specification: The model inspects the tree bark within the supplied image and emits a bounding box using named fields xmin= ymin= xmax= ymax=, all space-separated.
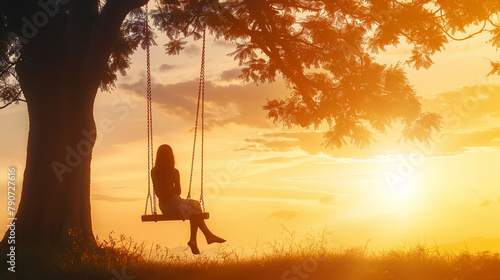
xmin=6 ymin=47 xmax=99 ymax=247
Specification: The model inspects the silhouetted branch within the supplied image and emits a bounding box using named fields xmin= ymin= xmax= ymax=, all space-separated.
xmin=443 ymin=21 xmax=487 ymax=41
xmin=239 ymin=1 xmax=317 ymax=108
xmin=438 ymin=10 xmax=488 ymax=41
xmin=83 ymin=0 xmax=148 ymax=89
xmin=0 ymin=89 xmax=25 ymax=109
xmin=0 ymin=98 xmax=26 ymax=109
xmin=489 ymin=19 xmax=500 ymax=28
xmin=0 ymin=63 xmax=15 ymax=78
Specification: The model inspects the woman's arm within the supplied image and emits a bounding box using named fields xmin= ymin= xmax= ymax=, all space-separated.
xmin=174 ymin=169 xmax=181 ymax=196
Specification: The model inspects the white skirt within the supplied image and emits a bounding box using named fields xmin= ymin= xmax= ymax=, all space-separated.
xmin=159 ymin=195 xmax=202 ymax=219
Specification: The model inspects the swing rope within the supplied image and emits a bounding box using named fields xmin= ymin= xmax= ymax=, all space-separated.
xmin=143 ymin=7 xmax=208 ymax=217
xmin=144 ymin=5 xmax=157 ymax=216
xmin=187 ymin=26 xmax=207 ymax=213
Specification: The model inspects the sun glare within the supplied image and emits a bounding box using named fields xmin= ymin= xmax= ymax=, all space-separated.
xmin=388 ymin=177 xmax=414 ymax=198
xmin=374 ymin=170 xmax=422 ymax=218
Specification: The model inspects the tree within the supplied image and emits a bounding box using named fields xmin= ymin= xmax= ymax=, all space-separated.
xmin=0 ymin=0 xmax=149 ymax=247
xmin=1 ymin=0 xmax=499 ymax=248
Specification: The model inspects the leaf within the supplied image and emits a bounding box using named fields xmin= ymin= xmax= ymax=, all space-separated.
xmin=164 ymin=39 xmax=187 ymax=55
xmin=487 ymin=60 xmax=500 ymax=76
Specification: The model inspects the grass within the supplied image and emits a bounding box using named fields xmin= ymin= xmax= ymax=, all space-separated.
xmin=2 ymin=229 xmax=500 ymax=280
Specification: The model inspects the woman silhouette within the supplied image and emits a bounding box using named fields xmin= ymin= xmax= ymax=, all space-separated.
xmin=152 ymin=144 xmax=226 ymax=254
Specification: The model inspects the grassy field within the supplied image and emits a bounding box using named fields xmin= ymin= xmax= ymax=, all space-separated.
xmin=2 ymin=230 xmax=500 ymax=280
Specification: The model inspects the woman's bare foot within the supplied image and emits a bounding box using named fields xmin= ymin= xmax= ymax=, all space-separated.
xmin=206 ymin=235 xmax=226 ymax=245
xmin=187 ymin=241 xmax=200 ymax=255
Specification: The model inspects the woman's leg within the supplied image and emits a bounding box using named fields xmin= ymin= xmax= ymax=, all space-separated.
xmin=188 ymin=200 xmax=226 ymax=247
xmin=197 ymin=218 xmax=213 ymax=238
xmin=189 ymin=219 xmax=198 ymax=243
xmin=188 ymin=219 xmax=200 ymax=254
xmin=189 ymin=201 xmax=214 ymax=238
xmin=194 ymin=215 xmax=226 ymax=244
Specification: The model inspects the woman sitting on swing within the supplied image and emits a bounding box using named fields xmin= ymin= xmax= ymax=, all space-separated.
xmin=152 ymin=144 xmax=226 ymax=254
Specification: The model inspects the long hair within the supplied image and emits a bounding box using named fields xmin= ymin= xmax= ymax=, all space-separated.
xmin=155 ymin=144 xmax=175 ymax=170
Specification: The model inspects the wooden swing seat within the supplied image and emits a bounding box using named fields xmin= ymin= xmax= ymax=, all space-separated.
xmin=141 ymin=212 xmax=210 ymax=222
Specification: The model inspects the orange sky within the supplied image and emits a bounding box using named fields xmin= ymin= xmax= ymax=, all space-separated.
xmin=1 ymin=27 xmax=500 ymax=254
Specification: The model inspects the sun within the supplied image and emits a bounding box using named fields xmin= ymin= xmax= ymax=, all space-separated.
xmin=381 ymin=163 xmax=420 ymax=200
xmin=388 ymin=177 xmax=414 ymax=198
xmin=371 ymin=170 xmax=422 ymax=218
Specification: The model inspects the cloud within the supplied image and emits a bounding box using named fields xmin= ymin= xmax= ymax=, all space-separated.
xmin=213 ymin=39 xmax=234 ymax=49
xmin=237 ymin=131 xmax=387 ymax=159
xmin=184 ymin=45 xmax=201 ymax=56
xmin=235 ymin=84 xmax=500 ymax=158
xmin=438 ymin=127 xmax=500 ymax=154
xmin=250 ymin=155 xmax=303 ymax=164
xmin=319 ymin=195 xmax=337 ymax=205
xmin=236 ymin=126 xmax=500 ymax=164
xmin=416 ymin=84 xmax=500 ymax=155
xmin=120 ymin=77 xmax=500 ymax=159
xmin=159 ymin=64 xmax=175 ymax=72
xmin=91 ymin=193 xmax=142 ymax=203
xmin=215 ymin=185 xmax=347 ymax=205
xmin=269 ymin=209 xmax=299 ymax=219
xmin=121 ymin=78 xmax=288 ymax=129
xmin=422 ymin=84 xmax=500 ymax=130
xmin=480 ymin=199 xmax=493 ymax=207
xmin=238 ymin=133 xmax=305 ymax=153
xmin=220 ymin=68 xmax=241 ymax=81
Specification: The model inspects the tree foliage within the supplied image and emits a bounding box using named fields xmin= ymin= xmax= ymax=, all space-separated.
xmin=151 ymin=0 xmax=500 ymax=148
xmin=2 ymin=0 xmax=500 ymax=148
xmin=0 ymin=0 xmax=150 ymax=93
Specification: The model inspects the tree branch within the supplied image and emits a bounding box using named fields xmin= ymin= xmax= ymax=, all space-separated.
xmin=82 ymin=0 xmax=148 ymax=90
xmin=0 ymin=100 xmax=16 ymax=109
xmin=66 ymin=0 xmax=100 ymax=40
xmin=0 ymin=90 xmax=25 ymax=109
xmin=440 ymin=20 xmax=487 ymax=41
xmin=438 ymin=9 xmax=488 ymax=41
xmin=221 ymin=2 xmax=317 ymax=109
xmin=490 ymin=19 xmax=500 ymax=28
xmin=0 ymin=98 xmax=26 ymax=109
xmin=0 ymin=63 xmax=15 ymax=79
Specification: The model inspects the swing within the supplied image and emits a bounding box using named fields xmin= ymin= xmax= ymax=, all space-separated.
xmin=141 ymin=6 xmax=209 ymax=222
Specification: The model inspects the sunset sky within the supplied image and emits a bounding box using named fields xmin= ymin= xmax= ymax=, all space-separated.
xmin=1 ymin=22 xmax=500 ymax=254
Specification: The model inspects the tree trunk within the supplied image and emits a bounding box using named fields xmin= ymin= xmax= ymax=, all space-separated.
xmin=0 ymin=0 xmax=144 ymax=249
xmin=9 ymin=65 xmax=98 ymax=248
xmin=1 ymin=29 xmax=101 ymax=248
